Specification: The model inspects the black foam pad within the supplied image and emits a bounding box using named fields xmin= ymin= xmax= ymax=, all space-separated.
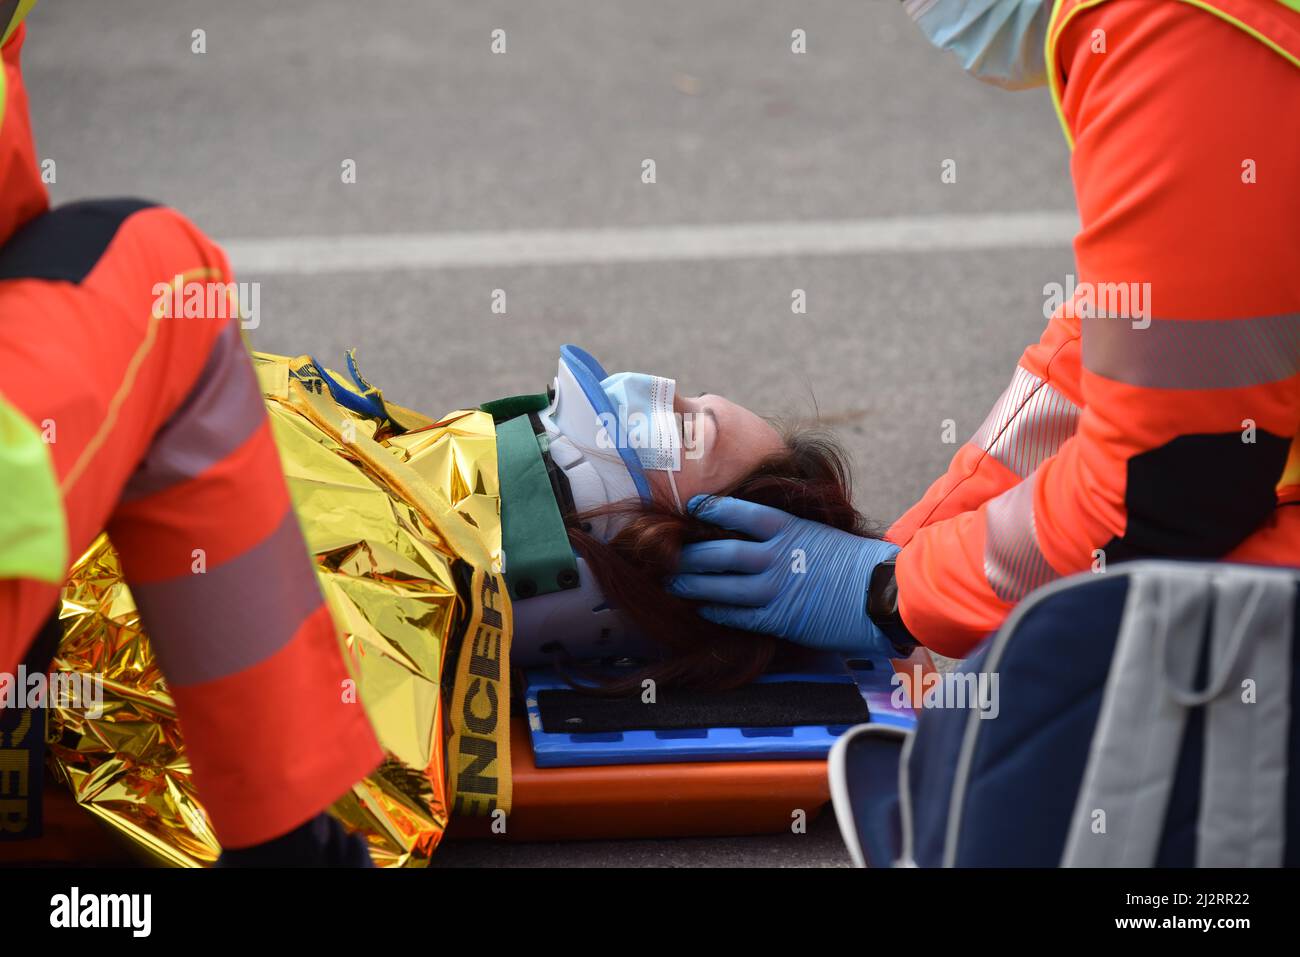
xmin=537 ymin=681 xmax=870 ymax=734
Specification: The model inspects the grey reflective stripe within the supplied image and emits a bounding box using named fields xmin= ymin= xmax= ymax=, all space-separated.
xmin=129 ymin=507 xmax=324 ymax=686
xmin=970 ymin=366 xmax=1080 ymax=478
xmin=897 ymin=730 xmax=919 ymax=868
xmin=1082 ymin=312 xmax=1300 ymax=389
xmin=983 ymin=473 xmax=1057 ymax=602
xmin=971 ymin=365 xmax=1078 ymax=600
xmin=1062 ymin=569 xmax=1209 ymax=866
xmin=124 ymin=321 xmax=267 ymax=501
xmin=1196 ymin=568 xmax=1293 ymax=867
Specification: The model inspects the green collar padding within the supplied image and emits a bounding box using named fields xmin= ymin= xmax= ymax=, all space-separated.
xmin=491 ymin=413 xmax=579 ymax=601
xmin=480 ymin=392 xmax=550 ymax=424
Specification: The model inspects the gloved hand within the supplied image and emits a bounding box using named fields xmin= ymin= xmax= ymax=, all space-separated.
xmin=667 ymin=495 xmax=901 ymax=657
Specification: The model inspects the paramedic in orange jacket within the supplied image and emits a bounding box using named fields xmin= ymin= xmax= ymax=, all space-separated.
xmin=0 ymin=11 xmax=383 ymax=860
xmin=670 ymin=0 xmax=1300 ymax=659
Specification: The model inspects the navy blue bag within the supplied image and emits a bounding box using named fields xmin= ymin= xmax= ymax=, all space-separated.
xmin=829 ymin=560 xmax=1300 ymax=867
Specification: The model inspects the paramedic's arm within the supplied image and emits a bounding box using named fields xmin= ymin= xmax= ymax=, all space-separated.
xmin=896 ymin=2 xmax=1300 ymax=656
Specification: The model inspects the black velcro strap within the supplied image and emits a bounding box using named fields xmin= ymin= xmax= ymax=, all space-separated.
xmin=537 ymin=681 xmax=870 ymax=734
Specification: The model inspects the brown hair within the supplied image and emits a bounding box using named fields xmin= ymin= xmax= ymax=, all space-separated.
xmin=562 ymin=425 xmax=880 ymax=694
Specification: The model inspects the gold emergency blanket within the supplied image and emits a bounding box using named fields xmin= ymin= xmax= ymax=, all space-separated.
xmin=45 ymin=352 xmax=512 ymax=867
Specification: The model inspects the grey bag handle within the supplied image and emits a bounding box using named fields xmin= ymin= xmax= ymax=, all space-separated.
xmin=1062 ymin=564 xmax=1294 ymax=867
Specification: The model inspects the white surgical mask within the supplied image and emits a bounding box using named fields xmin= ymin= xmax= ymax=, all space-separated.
xmin=904 ymin=0 xmax=1051 ymax=90
xmin=600 ymin=371 xmax=685 ymax=511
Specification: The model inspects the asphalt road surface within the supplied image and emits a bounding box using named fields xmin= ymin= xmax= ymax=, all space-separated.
xmin=23 ymin=0 xmax=1079 ymax=866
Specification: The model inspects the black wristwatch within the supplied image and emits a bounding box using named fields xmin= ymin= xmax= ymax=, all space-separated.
xmin=866 ymin=559 xmax=919 ymax=656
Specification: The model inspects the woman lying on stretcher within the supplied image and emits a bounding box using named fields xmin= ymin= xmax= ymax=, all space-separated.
xmin=48 ymin=342 xmax=890 ymax=866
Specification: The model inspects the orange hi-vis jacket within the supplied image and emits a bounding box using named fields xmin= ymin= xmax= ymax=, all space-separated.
xmin=0 ymin=21 xmax=45 ymax=252
xmin=889 ymin=0 xmax=1300 ymax=658
xmin=0 ymin=19 xmax=382 ymax=848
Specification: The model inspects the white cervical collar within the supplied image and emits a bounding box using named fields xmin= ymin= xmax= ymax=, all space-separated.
xmin=536 ymin=356 xmax=642 ymax=541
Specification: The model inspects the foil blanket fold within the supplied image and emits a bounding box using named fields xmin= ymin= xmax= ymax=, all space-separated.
xmin=47 ymin=352 xmax=510 ymax=867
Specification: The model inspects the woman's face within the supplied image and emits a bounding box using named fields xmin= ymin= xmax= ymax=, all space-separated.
xmin=643 ymin=391 xmax=786 ymax=507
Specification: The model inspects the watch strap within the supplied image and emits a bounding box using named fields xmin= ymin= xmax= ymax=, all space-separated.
xmin=867 ymin=559 xmax=919 ymax=656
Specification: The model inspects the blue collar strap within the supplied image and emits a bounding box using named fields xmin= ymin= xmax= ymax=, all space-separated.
xmin=558 ymin=345 xmax=652 ymax=503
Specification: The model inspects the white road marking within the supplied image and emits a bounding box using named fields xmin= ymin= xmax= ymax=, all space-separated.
xmin=221 ymin=210 xmax=1078 ymax=275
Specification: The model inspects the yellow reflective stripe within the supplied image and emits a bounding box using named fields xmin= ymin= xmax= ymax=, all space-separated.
xmin=0 ymin=395 xmax=67 ymax=583
xmin=1174 ymin=0 xmax=1300 ymax=72
xmin=1047 ymin=0 xmax=1300 ymax=152
xmin=1 ymin=1 xmax=40 ymax=130
xmin=1046 ymin=0 xmax=1112 ymax=151
xmin=1 ymin=0 xmax=38 ymax=46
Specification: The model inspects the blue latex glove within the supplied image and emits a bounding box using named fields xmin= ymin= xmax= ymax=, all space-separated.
xmin=667 ymin=495 xmax=901 ymax=657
